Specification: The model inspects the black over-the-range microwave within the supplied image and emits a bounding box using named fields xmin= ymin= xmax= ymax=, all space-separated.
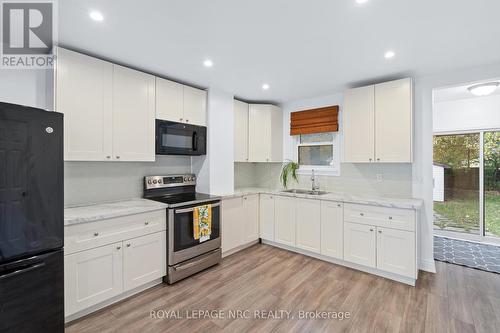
xmin=155 ymin=119 xmax=207 ymax=156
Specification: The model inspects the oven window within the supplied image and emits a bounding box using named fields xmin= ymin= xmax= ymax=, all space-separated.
xmin=173 ymin=205 xmax=220 ymax=252
xmin=162 ymin=132 xmax=192 ymax=149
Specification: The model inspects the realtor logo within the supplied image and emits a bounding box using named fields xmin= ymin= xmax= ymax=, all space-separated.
xmin=1 ymin=0 xmax=56 ymax=68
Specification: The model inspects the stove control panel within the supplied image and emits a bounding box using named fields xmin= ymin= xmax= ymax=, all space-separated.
xmin=144 ymin=174 xmax=196 ymax=189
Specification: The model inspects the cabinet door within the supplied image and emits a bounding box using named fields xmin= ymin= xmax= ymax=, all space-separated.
xmin=274 ymin=196 xmax=296 ymax=247
xmin=259 ymin=194 xmax=275 ymax=241
xmin=243 ymin=195 xmax=259 ymax=244
xmin=296 ymin=198 xmax=321 ymax=253
xmin=64 ymin=242 xmax=123 ymax=316
xmin=156 ymin=77 xmax=184 ymax=123
xmin=320 ymin=201 xmax=344 ymax=259
xmin=376 ymin=227 xmax=416 ymax=278
xmin=123 ymin=231 xmax=166 ymax=291
xmin=343 ymin=85 xmax=375 ymax=163
xmin=343 ymin=222 xmax=376 ymax=268
xmin=248 ymin=104 xmax=271 ymax=162
xmin=270 ymin=105 xmax=283 ymax=162
xmin=221 ymin=197 xmax=244 ymax=253
xmin=375 ymin=78 xmax=412 ymax=162
xmin=56 ymin=47 xmax=113 ymax=161
xmin=112 ymin=65 xmax=156 ymax=161
xmin=183 ymin=86 xmax=207 ymax=126
xmin=234 ymin=100 xmax=249 ymax=162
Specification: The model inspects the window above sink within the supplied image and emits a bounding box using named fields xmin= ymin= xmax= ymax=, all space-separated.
xmin=292 ymin=132 xmax=340 ymax=176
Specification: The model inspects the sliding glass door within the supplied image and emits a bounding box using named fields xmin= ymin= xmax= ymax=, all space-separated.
xmin=484 ymin=131 xmax=500 ymax=238
xmin=433 ymin=130 xmax=500 ymax=241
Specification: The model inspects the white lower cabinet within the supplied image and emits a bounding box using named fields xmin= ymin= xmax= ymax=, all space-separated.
xmin=123 ymin=231 xmax=166 ymax=290
xmin=64 ymin=211 xmax=167 ymax=318
xmin=259 ymin=194 xmax=275 ymax=241
xmin=274 ymin=196 xmax=296 ymax=247
xmin=295 ymin=198 xmax=321 ymax=253
xmin=64 ymin=242 xmax=123 ymax=316
xmin=343 ymin=222 xmax=376 ymax=268
xmin=222 ymin=195 xmax=259 ymax=254
xmin=320 ymin=201 xmax=343 ymax=259
xmin=376 ymin=227 xmax=415 ymax=277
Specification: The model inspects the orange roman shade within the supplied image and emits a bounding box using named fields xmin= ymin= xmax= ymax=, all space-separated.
xmin=290 ymin=105 xmax=339 ymax=135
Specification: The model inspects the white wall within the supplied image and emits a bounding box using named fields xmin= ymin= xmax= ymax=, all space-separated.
xmin=434 ymin=94 xmax=500 ymax=132
xmin=193 ymin=88 xmax=234 ymax=195
xmin=0 ymin=69 xmax=50 ymax=109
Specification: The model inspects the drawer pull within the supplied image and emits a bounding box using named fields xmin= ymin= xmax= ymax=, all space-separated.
xmin=369 ymin=228 xmax=374 ymax=232
xmin=360 ymin=213 xmax=364 ymax=216
xmin=94 ymin=232 xmax=99 ymax=237
xmin=337 ymin=204 xmax=341 ymax=207
xmin=126 ymin=243 xmax=131 ymax=247
xmin=388 ymin=216 xmax=393 ymax=220
xmin=116 ymin=246 xmax=121 ymax=250
xmin=145 ymin=222 xmax=149 ymax=225
xmin=378 ymin=230 xmax=382 ymax=234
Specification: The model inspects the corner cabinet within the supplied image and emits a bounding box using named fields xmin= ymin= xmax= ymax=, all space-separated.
xmin=56 ymin=47 xmax=156 ymax=162
xmin=221 ymin=195 xmax=259 ymax=255
xmin=238 ymin=103 xmax=282 ymax=163
xmin=343 ymin=78 xmax=413 ymax=163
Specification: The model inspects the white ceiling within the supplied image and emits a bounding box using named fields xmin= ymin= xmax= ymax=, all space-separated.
xmin=58 ymin=0 xmax=500 ymax=103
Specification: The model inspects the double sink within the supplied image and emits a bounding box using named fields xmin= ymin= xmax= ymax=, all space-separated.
xmin=281 ymin=189 xmax=329 ymax=196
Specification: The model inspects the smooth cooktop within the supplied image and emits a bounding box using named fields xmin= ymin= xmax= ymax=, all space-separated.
xmin=147 ymin=192 xmax=221 ymax=208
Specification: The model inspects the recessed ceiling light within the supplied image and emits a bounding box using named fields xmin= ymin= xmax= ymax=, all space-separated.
xmin=384 ymin=50 xmax=395 ymax=59
xmin=89 ymin=11 xmax=104 ymax=21
xmin=203 ymin=59 xmax=213 ymax=68
xmin=468 ymin=82 xmax=499 ymax=96
xmin=262 ymin=83 xmax=270 ymax=90
xmin=356 ymin=0 xmax=369 ymax=4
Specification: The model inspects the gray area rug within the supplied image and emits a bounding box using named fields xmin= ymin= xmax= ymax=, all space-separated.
xmin=434 ymin=236 xmax=500 ymax=274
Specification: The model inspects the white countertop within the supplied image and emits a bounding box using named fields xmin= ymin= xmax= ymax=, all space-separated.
xmin=64 ymin=199 xmax=168 ymax=226
xmin=222 ymin=188 xmax=423 ymax=210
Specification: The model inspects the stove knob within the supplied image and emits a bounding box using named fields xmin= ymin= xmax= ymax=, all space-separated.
xmin=153 ymin=180 xmax=157 ymax=184
xmin=190 ymin=177 xmax=195 ymax=181
xmin=147 ymin=180 xmax=152 ymax=185
xmin=184 ymin=177 xmax=188 ymax=182
xmin=158 ymin=179 xmax=162 ymax=184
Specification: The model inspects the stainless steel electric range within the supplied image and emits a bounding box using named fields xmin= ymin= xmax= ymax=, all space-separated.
xmin=143 ymin=174 xmax=221 ymax=284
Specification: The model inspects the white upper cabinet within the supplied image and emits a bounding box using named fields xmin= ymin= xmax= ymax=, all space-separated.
xmin=183 ymin=85 xmax=207 ymax=126
xmin=56 ymin=48 xmax=113 ymax=161
xmin=343 ymin=78 xmax=413 ymax=163
xmin=343 ymin=85 xmax=375 ymax=163
xmin=248 ymin=104 xmax=282 ymax=162
xmin=375 ymin=78 xmax=413 ymax=162
xmin=295 ymin=198 xmax=321 ymax=253
xmin=112 ymin=65 xmax=156 ymax=161
xmin=155 ymin=77 xmax=184 ymax=123
xmin=155 ymin=78 xmax=207 ymax=126
xmin=234 ymin=100 xmax=249 ymax=162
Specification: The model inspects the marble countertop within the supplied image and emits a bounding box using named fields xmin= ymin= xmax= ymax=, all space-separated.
xmin=221 ymin=188 xmax=423 ymax=210
xmin=64 ymin=199 xmax=168 ymax=226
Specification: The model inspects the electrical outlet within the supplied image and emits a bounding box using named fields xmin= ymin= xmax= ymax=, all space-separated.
xmin=376 ymin=174 xmax=383 ymax=182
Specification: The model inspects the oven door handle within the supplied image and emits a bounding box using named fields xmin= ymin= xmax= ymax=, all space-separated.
xmin=174 ymin=202 xmax=220 ymax=214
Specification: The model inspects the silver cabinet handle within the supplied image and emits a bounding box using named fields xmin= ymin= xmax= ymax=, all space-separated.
xmin=180 ymin=118 xmax=183 ymax=121
xmin=360 ymin=213 xmax=364 ymax=216
xmin=145 ymin=221 xmax=149 ymax=225
xmin=186 ymin=119 xmax=189 ymax=123
xmin=116 ymin=156 xmax=120 ymax=159
xmin=337 ymin=204 xmax=341 ymax=207
xmin=377 ymin=158 xmax=380 ymax=161
xmin=369 ymin=158 xmax=372 ymax=162
xmin=94 ymin=232 xmax=99 ymax=237
xmin=270 ymin=196 xmax=273 ymax=199
xmin=106 ymin=156 xmax=110 ymax=159
xmin=388 ymin=216 xmax=393 ymax=220
xmin=116 ymin=246 xmax=121 ymax=250
xmin=378 ymin=230 xmax=382 ymax=234
xmin=126 ymin=243 xmax=131 ymax=247
xmin=369 ymin=228 xmax=374 ymax=232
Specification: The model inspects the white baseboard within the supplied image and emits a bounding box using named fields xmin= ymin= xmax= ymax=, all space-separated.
xmin=261 ymin=239 xmax=416 ymax=286
xmin=65 ymin=278 xmax=163 ymax=323
xmin=419 ymin=258 xmax=436 ymax=273
xmin=222 ymin=239 xmax=260 ymax=258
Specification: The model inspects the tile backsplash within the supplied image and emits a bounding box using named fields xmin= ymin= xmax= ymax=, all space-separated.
xmin=234 ymin=162 xmax=413 ymax=197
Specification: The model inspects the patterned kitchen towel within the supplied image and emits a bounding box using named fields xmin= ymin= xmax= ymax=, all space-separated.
xmin=193 ymin=204 xmax=212 ymax=243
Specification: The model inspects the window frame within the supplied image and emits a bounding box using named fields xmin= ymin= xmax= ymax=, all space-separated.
xmin=292 ymin=132 xmax=341 ymax=176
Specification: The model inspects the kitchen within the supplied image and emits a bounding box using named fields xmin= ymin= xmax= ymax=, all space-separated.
xmin=1 ymin=1 xmax=500 ymax=332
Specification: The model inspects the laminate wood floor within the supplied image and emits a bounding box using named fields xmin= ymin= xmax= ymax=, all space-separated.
xmin=66 ymin=244 xmax=500 ymax=333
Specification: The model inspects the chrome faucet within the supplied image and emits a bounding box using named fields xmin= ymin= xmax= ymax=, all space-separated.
xmin=311 ymin=169 xmax=320 ymax=192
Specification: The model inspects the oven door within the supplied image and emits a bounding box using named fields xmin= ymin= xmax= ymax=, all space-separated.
xmin=156 ymin=120 xmax=206 ymax=156
xmin=168 ymin=201 xmax=220 ymax=265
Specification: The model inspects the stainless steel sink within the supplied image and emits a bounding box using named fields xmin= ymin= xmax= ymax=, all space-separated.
xmin=281 ymin=189 xmax=329 ymax=195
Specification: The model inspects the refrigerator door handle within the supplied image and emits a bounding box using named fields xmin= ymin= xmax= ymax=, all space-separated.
xmin=0 ymin=262 xmax=46 ymax=280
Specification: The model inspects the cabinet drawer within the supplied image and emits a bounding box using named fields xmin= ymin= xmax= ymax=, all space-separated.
xmin=65 ymin=210 xmax=166 ymax=254
xmin=344 ymin=203 xmax=415 ymax=232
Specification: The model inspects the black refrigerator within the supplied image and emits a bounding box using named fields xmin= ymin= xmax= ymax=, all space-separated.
xmin=0 ymin=102 xmax=64 ymax=333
